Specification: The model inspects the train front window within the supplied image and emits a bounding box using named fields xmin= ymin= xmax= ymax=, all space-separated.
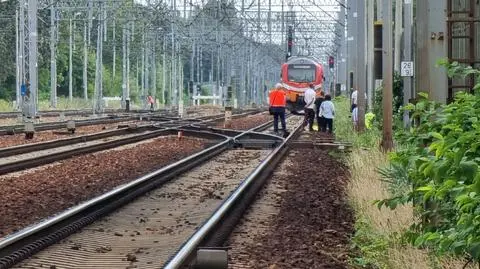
xmin=287 ymin=64 xmax=316 ymax=83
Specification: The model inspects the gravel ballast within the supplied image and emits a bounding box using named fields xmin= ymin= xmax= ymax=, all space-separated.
xmin=0 ymin=121 xmax=142 ymax=148
xmin=216 ymin=112 xmax=272 ymax=130
xmin=227 ymin=148 xmax=354 ymax=268
xmin=0 ymin=136 xmax=207 ymax=237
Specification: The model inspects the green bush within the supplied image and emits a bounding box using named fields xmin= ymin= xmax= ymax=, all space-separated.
xmin=377 ymin=62 xmax=480 ymax=265
xmin=373 ymin=72 xmax=404 ymax=130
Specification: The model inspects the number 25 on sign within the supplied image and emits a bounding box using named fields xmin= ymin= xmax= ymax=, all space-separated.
xmin=401 ymin=61 xmax=414 ymax=77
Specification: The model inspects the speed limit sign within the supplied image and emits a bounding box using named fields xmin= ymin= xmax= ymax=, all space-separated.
xmin=401 ymin=61 xmax=414 ymax=77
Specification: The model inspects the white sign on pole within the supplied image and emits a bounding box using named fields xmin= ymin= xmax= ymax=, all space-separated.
xmin=401 ymin=61 xmax=414 ymax=77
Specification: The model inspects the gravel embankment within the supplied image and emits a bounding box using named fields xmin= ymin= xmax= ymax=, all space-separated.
xmin=0 ymin=121 xmax=142 ymax=148
xmin=0 ymin=136 xmax=206 ymax=237
xmin=216 ymin=112 xmax=271 ymax=130
xmin=15 ymin=150 xmax=271 ymax=269
xmin=0 ymin=116 xmax=89 ymax=127
xmin=227 ymin=148 xmax=354 ymax=268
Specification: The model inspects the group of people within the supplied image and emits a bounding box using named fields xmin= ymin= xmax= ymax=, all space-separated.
xmin=303 ymin=83 xmax=335 ymax=133
xmin=268 ymin=83 xmax=335 ymax=135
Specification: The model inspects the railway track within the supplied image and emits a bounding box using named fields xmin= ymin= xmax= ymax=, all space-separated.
xmin=163 ymin=119 xmax=352 ymax=269
xmin=0 ymin=108 xmax=173 ymax=120
xmin=0 ymin=110 xmax=265 ymax=176
xmin=0 ymin=115 xmax=137 ymax=136
xmin=0 ymin=107 xmax=261 ymax=121
xmin=0 ymin=107 xmax=265 ymax=136
xmin=1 ymin=113 xmax=351 ymax=269
xmin=0 ymin=114 xmax=290 ymax=269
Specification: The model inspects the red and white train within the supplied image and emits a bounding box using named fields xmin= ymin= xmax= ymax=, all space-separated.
xmin=279 ymin=56 xmax=325 ymax=113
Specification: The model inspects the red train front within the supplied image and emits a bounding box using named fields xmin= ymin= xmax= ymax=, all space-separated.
xmin=279 ymin=56 xmax=324 ymax=113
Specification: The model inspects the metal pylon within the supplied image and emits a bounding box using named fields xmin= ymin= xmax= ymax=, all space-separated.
xmin=18 ymin=0 xmax=38 ymax=120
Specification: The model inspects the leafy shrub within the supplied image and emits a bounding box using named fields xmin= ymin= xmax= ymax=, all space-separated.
xmin=373 ymin=72 xmax=404 ymax=130
xmin=377 ymin=62 xmax=480 ymax=265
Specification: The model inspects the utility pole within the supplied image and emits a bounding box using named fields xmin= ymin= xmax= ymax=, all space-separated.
xmin=141 ymin=33 xmax=146 ymax=109
xmin=196 ymin=44 xmax=200 ymax=84
xmin=50 ymin=1 xmax=57 ymax=108
xmin=145 ymin=33 xmax=150 ymax=109
xmin=15 ymin=9 xmax=20 ymax=110
xmin=394 ymin=0 xmax=403 ymax=72
xmin=200 ymin=15 xmax=204 ymax=85
xmin=94 ymin=1 xmax=104 ymax=115
xmin=240 ymin=46 xmax=246 ymax=107
xmin=152 ymin=38 xmax=157 ymax=110
xmin=215 ymin=0 xmax=220 ymax=106
xmin=381 ymin=0 xmax=393 ymax=151
xmin=171 ymin=23 xmax=176 ymax=106
xmin=163 ymin=34 xmax=166 ymax=105
xmin=122 ymin=28 xmax=127 ymax=109
xmin=190 ymin=39 xmax=195 ymax=98
xmin=83 ymin=22 xmax=88 ymax=100
xmin=347 ymin=0 xmax=358 ymax=92
xmin=136 ymin=59 xmax=139 ymax=102
xmin=87 ymin=0 xmax=92 ymax=47
xmin=357 ymin=0 xmax=366 ymax=131
xmin=127 ymin=22 xmax=131 ymax=106
xmin=178 ymin=42 xmax=182 ymax=106
xmin=403 ymin=0 xmax=413 ymax=127
xmin=22 ymin=0 xmax=39 ymax=118
xmin=69 ymin=18 xmax=73 ymax=102
xmin=367 ymin=0 xmax=374 ymax=110
xmin=338 ymin=0 xmax=347 ymax=91
xmin=112 ymin=19 xmax=116 ymax=82
xmin=19 ymin=0 xmax=25 ymax=93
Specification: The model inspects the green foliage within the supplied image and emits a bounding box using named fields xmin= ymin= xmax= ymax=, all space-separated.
xmin=373 ymin=72 xmax=404 ymax=130
xmin=377 ymin=61 xmax=480 ymax=264
xmin=350 ymin=217 xmax=390 ymax=269
xmin=334 ymin=96 xmax=381 ymax=148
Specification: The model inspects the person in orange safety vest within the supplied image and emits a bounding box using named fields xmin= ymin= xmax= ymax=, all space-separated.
xmin=269 ymin=83 xmax=288 ymax=136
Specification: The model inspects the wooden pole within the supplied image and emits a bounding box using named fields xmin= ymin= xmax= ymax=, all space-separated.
xmin=381 ymin=0 xmax=394 ymax=151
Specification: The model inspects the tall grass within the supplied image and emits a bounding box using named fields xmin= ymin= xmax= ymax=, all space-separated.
xmin=334 ymin=96 xmax=470 ymax=269
xmin=333 ymin=96 xmax=381 ymax=148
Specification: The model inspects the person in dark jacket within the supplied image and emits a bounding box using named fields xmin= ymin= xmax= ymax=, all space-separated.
xmin=315 ymin=90 xmax=325 ymax=132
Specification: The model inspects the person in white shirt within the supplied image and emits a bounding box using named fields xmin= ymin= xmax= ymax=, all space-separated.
xmin=351 ymin=89 xmax=367 ymax=112
xmin=319 ymin=94 xmax=335 ymax=133
xmin=303 ymin=84 xmax=316 ymax=131
xmin=352 ymin=106 xmax=358 ymax=131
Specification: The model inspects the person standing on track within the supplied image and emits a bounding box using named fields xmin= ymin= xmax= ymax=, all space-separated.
xmin=319 ymin=94 xmax=335 ymax=133
xmin=315 ymin=90 xmax=325 ymax=132
xmin=269 ymin=83 xmax=288 ymax=136
xmin=303 ymin=84 xmax=316 ymax=132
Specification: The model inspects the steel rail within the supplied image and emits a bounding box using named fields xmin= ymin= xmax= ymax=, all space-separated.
xmin=0 ymin=115 xmax=237 ymax=175
xmin=0 ymin=125 xmax=156 ymax=158
xmin=0 ymin=118 xmax=277 ymax=269
xmin=162 ymin=120 xmax=304 ymax=269
xmin=0 ymin=130 xmax=232 ymax=269
xmin=0 ymin=116 xmax=137 ymax=135
xmin=0 ymin=108 xmax=174 ymax=119
xmin=0 ymin=128 xmax=173 ymax=176
xmin=0 ymin=109 xmax=262 ymax=135
xmin=0 ymin=111 xmax=262 ymax=159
